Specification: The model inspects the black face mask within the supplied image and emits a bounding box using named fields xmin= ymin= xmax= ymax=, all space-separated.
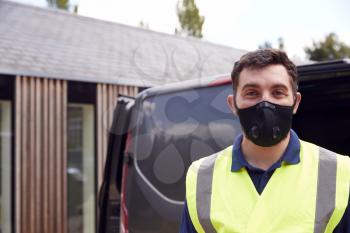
xmin=236 ymin=101 xmax=294 ymax=147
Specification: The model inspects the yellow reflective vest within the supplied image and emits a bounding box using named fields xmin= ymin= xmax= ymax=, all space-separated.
xmin=186 ymin=140 xmax=350 ymax=233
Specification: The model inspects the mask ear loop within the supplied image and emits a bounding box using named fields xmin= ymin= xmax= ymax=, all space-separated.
xmin=292 ymin=94 xmax=297 ymax=112
xmin=233 ymin=94 xmax=241 ymax=112
xmin=292 ymin=84 xmax=299 ymax=109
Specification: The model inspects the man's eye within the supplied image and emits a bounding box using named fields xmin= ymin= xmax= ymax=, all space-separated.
xmin=273 ymin=90 xmax=285 ymax=96
xmin=246 ymin=91 xmax=258 ymax=96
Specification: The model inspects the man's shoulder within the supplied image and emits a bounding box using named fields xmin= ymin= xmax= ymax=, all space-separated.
xmin=300 ymin=139 xmax=345 ymax=156
xmin=301 ymin=139 xmax=350 ymax=170
xmin=189 ymin=145 xmax=233 ymax=170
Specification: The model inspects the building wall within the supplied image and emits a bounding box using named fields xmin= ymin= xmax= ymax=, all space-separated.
xmin=15 ymin=76 xmax=67 ymax=233
xmin=14 ymin=75 xmax=138 ymax=233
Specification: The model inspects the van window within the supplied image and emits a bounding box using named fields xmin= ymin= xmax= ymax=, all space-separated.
xmin=134 ymin=84 xmax=242 ymax=201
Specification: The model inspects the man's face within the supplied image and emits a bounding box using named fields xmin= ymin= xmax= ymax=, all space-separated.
xmin=227 ymin=64 xmax=301 ymax=114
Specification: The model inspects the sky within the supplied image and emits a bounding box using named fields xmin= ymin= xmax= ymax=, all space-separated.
xmin=11 ymin=0 xmax=350 ymax=59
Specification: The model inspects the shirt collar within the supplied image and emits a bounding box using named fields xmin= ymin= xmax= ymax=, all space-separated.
xmin=231 ymin=129 xmax=301 ymax=172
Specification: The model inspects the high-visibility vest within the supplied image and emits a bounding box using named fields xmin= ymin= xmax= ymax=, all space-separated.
xmin=186 ymin=140 xmax=350 ymax=233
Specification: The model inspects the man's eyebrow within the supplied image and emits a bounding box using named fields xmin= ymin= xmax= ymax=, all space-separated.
xmin=241 ymin=84 xmax=260 ymax=90
xmin=271 ymin=84 xmax=289 ymax=89
xmin=240 ymin=83 xmax=290 ymax=90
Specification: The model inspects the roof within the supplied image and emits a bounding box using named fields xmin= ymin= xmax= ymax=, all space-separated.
xmin=0 ymin=0 xmax=246 ymax=87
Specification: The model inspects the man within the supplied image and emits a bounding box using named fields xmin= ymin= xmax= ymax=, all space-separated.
xmin=180 ymin=49 xmax=350 ymax=233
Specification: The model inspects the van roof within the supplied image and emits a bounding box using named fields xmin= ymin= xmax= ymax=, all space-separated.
xmin=137 ymin=59 xmax=350 ymax=99
xmin=298 ymin=59 xmax=350 ymax=81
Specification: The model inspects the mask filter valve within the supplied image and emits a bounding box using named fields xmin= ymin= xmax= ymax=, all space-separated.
xmin=251 ymin=125 xmax=259 ymax=139
xmin=272 ymin=126 xmax=281 ymax=139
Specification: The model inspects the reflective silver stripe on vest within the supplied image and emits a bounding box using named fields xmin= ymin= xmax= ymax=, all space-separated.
xmin=314 ymin=147 xmax=337 ymax=233
xmin=196 ymin=153 xmax=218 ymax=233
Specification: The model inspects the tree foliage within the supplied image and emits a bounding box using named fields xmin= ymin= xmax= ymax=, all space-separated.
xmin=258 ymin=41 xmax=273 ymax=50
xmin=47 ymin=0 xmax=79 ymax=12
xmin=176 ymin=0 xmax=205 ymax=38
xmin=47 ymin=0 xmax=69 ymax=10
xmin=139 ymin=21 xmax=150 ymax=30
xmin=258 ymin=37 xmax=285 ymax=50
xmin=277 ymin=37 xmax=284 ymax=50
xmin=305 ymin=33 xmax=350 ymax=61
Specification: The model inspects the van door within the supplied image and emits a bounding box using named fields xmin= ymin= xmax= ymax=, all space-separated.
xmin=124 ymin=83 xmax=242 ymax=232
xmin=98 ymin=96 xmax=135 ymax=233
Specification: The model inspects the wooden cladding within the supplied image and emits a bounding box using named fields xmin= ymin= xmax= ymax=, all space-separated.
xmin=15 ymin=76 xmax=68 ymax=233
xmin=96 ymin=84 xmax=138 ymax=188
xmin=14 ymin=76 xmax=138 ymax=233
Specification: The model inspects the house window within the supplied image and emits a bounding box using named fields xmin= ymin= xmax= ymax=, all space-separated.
xmin=0 ymin=100 xmax=11 ymax=233
xmin=67 ymin=103 xmax=95 ymax=233
xmin=67 ymin=81 xmax=96 ymax=233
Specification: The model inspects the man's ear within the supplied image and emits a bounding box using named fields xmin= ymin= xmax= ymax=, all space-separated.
xmin=227 ymin=94 xmax=238 ymax=116
xmin=293 ymin=92 xmax=302 ymax=114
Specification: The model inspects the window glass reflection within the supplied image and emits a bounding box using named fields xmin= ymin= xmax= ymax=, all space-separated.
xmin=68 ymin=104 xmax=95 ymax=233
xmin=0 ymin=101 xmax=11 ymax=233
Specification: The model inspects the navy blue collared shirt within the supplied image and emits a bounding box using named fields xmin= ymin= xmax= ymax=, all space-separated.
xmin=180 ymin=130 xmax=350 ymax=233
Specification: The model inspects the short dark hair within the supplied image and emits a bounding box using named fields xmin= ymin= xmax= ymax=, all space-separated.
xmin=231 ymin=49 xmax=298 ymax=94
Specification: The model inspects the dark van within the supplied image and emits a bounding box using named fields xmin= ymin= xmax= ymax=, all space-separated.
xmin=99 ymin=60 xmax=350 ymax=233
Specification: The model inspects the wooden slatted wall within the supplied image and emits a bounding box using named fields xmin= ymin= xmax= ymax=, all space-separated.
xmin=15 ymin=76 xmax=67 ymax=233
xmin=96 ymin=84 xmax=138 ymax=188
xmin=14 ymin=76 xmax=138 ymax=233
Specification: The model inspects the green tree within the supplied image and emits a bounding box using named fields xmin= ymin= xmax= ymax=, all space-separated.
xmin=176 ymin=0 xmax=205 ymax=38
xmin=47 ymin=0 xmax=79 ymax=12
xmin=73 ymin=5 xmax=79 ymax=13
xmin=139 ymin=20 xmax=150 ymax=30
xmin=47 ymin=0 xmax=69 ymax=10
xmin=258 ymin=41 xmax=273 ymax=49
xmin=305 ymin=33 xmax=350 ymax=61
xmin=258 ymin=37 xmax=285 ymax=50
xmin=278 ymin=37 xmax=284 ymax=50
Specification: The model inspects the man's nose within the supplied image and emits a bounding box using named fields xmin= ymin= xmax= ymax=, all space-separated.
xmin=261 ymin=92 xmax=273 ymax=103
